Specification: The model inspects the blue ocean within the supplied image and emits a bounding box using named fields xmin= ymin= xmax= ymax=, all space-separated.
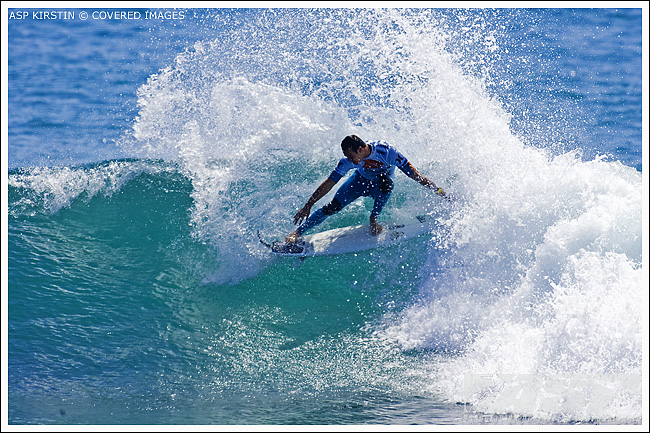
xmin=5 ymin=7 xmax=646 ymax=426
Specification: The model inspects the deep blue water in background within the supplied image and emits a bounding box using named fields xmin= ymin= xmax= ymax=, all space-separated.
xmin=6 ymin=8 xmax=644 ymax=171
xmin=5 ymin=7 xmax=646 ymax=426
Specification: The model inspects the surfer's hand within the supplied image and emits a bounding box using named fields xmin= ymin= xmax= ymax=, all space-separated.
xmin=433 ymin=186 xmax=452 ymax=201
xmin=432 ymin=186 xmax=445 ymax=197
xmin=293 ymin=205 xmax=311 ymax=225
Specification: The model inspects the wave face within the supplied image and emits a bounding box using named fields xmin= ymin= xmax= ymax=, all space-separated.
xmin=8 ymin=8 xmax=643 ymax=424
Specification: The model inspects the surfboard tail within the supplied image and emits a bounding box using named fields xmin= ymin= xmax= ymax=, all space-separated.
xmin=258 ymin=231 xmax=307 ymax=255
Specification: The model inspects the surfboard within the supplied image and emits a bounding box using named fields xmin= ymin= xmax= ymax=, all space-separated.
xmin=259 ymin=214 xmax=433 ymax=257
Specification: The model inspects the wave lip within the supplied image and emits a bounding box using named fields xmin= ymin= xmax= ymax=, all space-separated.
xmin=8 ymin=159 xmax=183 ymax=214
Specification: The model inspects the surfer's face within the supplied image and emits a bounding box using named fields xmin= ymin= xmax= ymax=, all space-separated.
xmin=343 ymin=145 xmax=367 ymax=164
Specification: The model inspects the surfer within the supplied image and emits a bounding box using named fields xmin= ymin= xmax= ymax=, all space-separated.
xmin=286 ymin=135 xmax=447 ymax=243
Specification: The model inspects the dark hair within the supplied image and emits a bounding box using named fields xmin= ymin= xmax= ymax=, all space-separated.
xmin=340 ymin=135 xmax=366 ymax=153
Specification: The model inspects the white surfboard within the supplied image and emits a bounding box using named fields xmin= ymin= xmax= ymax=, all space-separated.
xmin=259 ymin=214 xmax=433 ymax=257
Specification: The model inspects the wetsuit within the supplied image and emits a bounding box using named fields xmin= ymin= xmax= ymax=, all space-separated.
xmin=295 ymin=140 xmax=415 ymax=235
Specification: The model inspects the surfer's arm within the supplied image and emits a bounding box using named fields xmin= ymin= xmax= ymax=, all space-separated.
xmin=403 ymin=163 xmax=447 ymax=198
xmin=293 ymin=178 xmax=337 ymax=225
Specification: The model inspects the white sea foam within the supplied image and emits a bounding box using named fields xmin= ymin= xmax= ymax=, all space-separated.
xmin=381 ymin=124 xmax=643 ymax=421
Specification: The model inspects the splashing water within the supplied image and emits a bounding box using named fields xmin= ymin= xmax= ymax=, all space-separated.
xmin=17 ymin=9 xmax=636 ymax=422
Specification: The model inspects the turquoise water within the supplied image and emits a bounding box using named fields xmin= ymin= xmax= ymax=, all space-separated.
xmin=5 ymin=7 xmax=645 ymax=425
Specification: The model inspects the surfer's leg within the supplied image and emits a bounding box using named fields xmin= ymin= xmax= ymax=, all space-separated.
xmin=370 ymin=177 xmax=393 ymax=219
xmin=287 ymin=205 xmax=337 ymax=243
xmin=366 ymin=179 xmax=393 ymax=236
xmin=294 ymin=199 xmax=341 ymax=236
xmin=294 ymin=173 xmax=364 ymax=236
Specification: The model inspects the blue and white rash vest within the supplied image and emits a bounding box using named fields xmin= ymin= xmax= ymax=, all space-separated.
xmin=328 ymin=140 xmax=414 ymax=183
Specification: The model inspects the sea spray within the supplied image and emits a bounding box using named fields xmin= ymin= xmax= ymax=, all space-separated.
xmin=123 ymin=9 xmax=471 ymax=284
xmin=121 ymin=9 xmax=643 ymax=420
xmin=381 ymin=145 xmax=642 ymax=421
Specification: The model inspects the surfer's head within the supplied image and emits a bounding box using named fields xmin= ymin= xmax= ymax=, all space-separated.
xmin=341 ymin=135 xmax=366 ymax=153
xmin=341 ymin=135 xmax=369 ymax=164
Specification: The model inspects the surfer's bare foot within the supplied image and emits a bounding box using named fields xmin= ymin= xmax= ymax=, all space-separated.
xmin=285 ymin=230 xmax=301 ymax=244
xmin=370 ymin=217 xmax=383 ymax=236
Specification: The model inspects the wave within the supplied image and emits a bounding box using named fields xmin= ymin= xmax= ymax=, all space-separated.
xmin=8 ymin=159 xmax=186 ymax=214
xmin=9 ymin=8 xmax=643 ymax=423
xmin=8 ymin=159 xmax=201 ymax=267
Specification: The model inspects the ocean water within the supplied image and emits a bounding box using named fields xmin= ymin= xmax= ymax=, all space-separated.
xmin=4 ymin=7 xmax=646 ymax=426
